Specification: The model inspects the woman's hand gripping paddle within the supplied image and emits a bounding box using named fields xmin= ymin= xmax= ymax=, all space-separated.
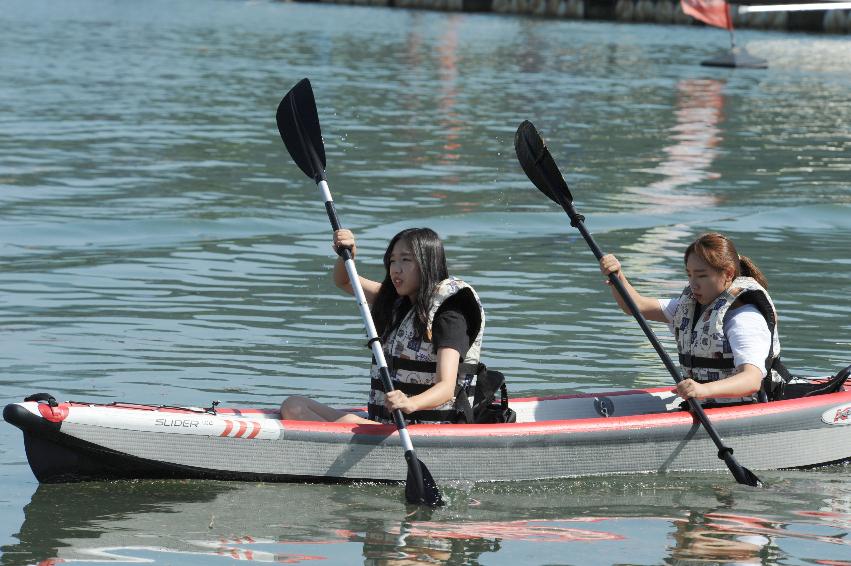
xmin=513 ymin=120 xmax=762 ymax=488
xmin=276 ymin=78 xmax=443 ymax=507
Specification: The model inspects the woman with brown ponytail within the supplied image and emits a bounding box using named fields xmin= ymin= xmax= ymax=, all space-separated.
xmin=599 ymin=233 xmax=782 ymax=404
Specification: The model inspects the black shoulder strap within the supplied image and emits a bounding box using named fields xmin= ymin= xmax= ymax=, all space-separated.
xmin=724 ymin=288 xmax=783 ymax=402
xmin=679 ymin=353 xmax=736 ymax=370
xmin=370 ymin=378 xmax=432 ymax=396
xmin=728 ymin=289 xmax=776 ymax=331
xmin=434 ymin=287 xmax=482 ymax=346
xmin=388 ymin=357 xmax=479 ymax=375
xmin=453 ymin=384 xmax=474 ymax=424
xmin=771 ymin=357 xmax=794 ymax=383
xmin=760 ymin=357 xmax=793 ymax=402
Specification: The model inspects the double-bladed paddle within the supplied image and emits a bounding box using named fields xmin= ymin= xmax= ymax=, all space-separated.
xmin=514 ymin=120 xmax=762 ymax=488
xmin=276 ymin=78 xmax=443 ymax=507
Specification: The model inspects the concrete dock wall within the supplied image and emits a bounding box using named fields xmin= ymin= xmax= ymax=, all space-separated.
xmin=309 ymin=0 xmax=851 ymax=34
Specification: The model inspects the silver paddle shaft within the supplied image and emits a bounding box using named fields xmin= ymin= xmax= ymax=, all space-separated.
xmin=317 ymin=180 xmax=417 ymax=453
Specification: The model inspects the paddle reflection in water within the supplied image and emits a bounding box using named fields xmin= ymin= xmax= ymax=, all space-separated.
xmin=4 ymin=474 xmax=850 ymax=565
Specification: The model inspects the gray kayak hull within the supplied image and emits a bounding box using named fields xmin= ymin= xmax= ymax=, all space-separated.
xmin=5 ymin=386 xmax=851 ymax=483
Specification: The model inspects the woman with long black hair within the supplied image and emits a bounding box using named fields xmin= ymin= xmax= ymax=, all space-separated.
xmin=280 ymin=227 xmax=485 ymax=424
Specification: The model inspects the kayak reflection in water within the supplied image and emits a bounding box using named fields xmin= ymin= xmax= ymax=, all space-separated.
xmin=669 ymin=511 xmax=777 ymax=564
xmin=599 ymin=232 xmax=784 ymax=405
xmin=354 ymin=518 xmax=501 ymax=566
xmin=280 ymin=227 xmax=485 ymax=425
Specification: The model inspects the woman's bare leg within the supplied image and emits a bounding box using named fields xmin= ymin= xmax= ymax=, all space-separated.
xmin=280 ymin=396 xmax=344 ymax=421
xmin=280 ymin=395 xmax=377 ymax=424
xmin=335 ymin=412 xmax=377 ymax=425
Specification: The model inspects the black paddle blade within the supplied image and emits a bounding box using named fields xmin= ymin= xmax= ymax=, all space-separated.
xmin=276 ymin=78 xmax=327 ymax=182
xmin=514 ymin=120 xmax=574 ymax=207
xmin=404 ymin=452 xmax=443 ymax=507
xmin=720 ymin=451 xmax=763 ymax=487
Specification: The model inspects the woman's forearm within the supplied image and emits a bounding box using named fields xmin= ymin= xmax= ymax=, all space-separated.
xmin=332 ymin=256 xmax=352 ymax=293
xmin=407 ymin=348 xmax=459 ymax=411
xmin=609 ymin=273 xmax=666 ymax=322
xmin=701 ymin=365 xmax=763 ymax=398
xmin=600 ymin=254 xmax=665 ymax=322
xmin=408 ymin=378 xmax=456 ymax=412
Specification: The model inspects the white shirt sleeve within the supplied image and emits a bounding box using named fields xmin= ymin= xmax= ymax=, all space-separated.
xmin=658 ymin=298 xmax=679 ymax=322
xmin=658 ymin=298 xmax=679 ymax=333
xmin=723 ymin=305 xmax=772 ymax=377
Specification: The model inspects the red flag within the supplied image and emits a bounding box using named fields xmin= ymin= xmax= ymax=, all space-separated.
xmin=681 ymin=0 xmax=733 ymax=30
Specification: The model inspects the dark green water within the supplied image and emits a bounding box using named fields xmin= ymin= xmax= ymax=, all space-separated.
xmin=1 ymin=0 xmax=849 ymax=564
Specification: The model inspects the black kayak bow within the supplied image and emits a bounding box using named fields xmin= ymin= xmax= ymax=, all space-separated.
xmin=514 ymin=120 xmax=762 ymax=488
xmin=276 ymin=78 xmax=443 ymax=507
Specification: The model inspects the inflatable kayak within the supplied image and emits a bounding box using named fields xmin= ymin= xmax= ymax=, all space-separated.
xmin=5 ymin=376 xmax=851 ymax=484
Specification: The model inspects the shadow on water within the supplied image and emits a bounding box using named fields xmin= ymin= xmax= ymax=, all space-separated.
xmin=3 ymin=471 xmax=850 ymax=565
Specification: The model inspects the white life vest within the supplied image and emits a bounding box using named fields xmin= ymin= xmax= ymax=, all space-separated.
xmin=368 ymin=277 xmax=485 ymax=424
xmin=672 ymin=276 xmax=782 ymax=403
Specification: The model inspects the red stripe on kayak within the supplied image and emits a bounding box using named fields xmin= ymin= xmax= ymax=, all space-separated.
xmin=221 ymin=419 xmax=234 ymax=437
xmin=246 ymin=421 xmax=261 ymax=439
xmin=234 ymin=420 xmax=248 ymax=438
xmin=57 ymin=384 xmax=844 ymax=416
xmin=277 ymin=389 xmax=851 ymax=438
xmin=47 ymin=385 xmax=849 ymax=438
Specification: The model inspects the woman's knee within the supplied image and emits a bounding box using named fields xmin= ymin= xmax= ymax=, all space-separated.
xmin=280 ymin=396 xmax=309 ymax=419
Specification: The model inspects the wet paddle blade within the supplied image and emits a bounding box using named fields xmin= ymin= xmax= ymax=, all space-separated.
xmin=276 ymin=78 xmax=327 ymax=182
xmin=514 ymin=120 xmax=573 ymax=206
xmin=721 ymin=452 xmax=763 ymax=487
xmin=404 ymin=452 xmax=443 ymax=507
xmin=692 ymin=401 xmax=763 ymax=487
xmin=736 ymin=467 xmax=763 ymax=488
